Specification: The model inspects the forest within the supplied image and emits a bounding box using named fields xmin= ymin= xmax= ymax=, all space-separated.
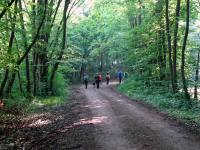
xmin=1 ymin=0 xmax=200 ymax=149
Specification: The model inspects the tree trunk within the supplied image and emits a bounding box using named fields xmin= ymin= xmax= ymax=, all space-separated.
xmin=31 ymin=0 xmax=37 ymax=96
xmin=37 ymin=0 xmax=55 ymax=96
xmin=0 ymin=69 xmax=9 ymax=98
xmin=194 ymin=50 xmax=200 ymax=99
xmin=17 ymin=71 xmax=24 ymax=96
xmin=172 ymin=0 xmax=181 ymax=93
xmin=5 ymin=0 xmax=47 ymax=96
xmin=0 ymin=0 xmax=18 ymax=97
xmin=165 ymin=0 xmax=175 ymax=92
xmin=181 ymin=0 xmax=190 ymax=100
xmin=138 ymin=0 xmax=142 ymax=25
xmin=33 ymin=53 xmax=38 ymax=96
xmin=0 ymin=0 xmax=16 ymax=20
xmin=5 ymin=72 xmax=17 ymax=96
xmin=19 ymin=0 xmax=31 ymax=95
xmin=161 ymin=28 xmax=167 ymax=70
xmin=158 ymin=30 xmax=163 ymax=80
xmin=79 ymin=64 xmax=84 ymax=80
xmin=49 ymin=0 xmax=70 ymax=94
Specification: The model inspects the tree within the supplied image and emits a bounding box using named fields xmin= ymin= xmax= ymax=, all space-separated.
xmin=181 ymin=0 xmax=190 ymax=100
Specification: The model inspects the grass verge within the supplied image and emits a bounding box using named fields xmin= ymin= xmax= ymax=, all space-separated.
xmin=118 ymin=76 xmax=200 ymax=132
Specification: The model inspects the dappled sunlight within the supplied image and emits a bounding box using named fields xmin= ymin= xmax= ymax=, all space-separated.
xmin=84 ymin=104 xmax=102 ymax=109
xmin=108 ymin=81 xmax=120 ymax=85
xmin=23 ymin=113 xmax=51 ymax=121
xmin=23 ymin=113 xmax=64 ymax=128
xmin=78 ymin=116 xmax=108 ymax=124
xmin=179 ymin=87 xmax=200 ymax=100
xmin=59 ymin=116 xmax=108 ymax=133
xmin=28 ymin=119 xmax=52 ymax=127
xmin=116 ymin=99 xmax=122 ymax=102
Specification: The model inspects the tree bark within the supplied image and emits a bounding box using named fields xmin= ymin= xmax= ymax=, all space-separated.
xmin=162 ymin=28 xmax=167 ymax=70
xmin=181 ymin=0 xmax=190 ymax=100
xmin=172 ymin=0 xmax=181 ymax=93
xmin=19 ymin=0 xmax=31 ymax=95
xmin=165 ymin=0 xmax=175 ymax=92
xmin=0 ymin=0 xmax=18 ymax=97
xmin=138 ymin=0 xmax=142 ymax=25
xmin=5 ymin=0 xmax=47 ymax=96
xmin=31 ymin=0 xmax=37 ymax=96
xmin=37 ymin=0 xmax=56 ymax=96
xmin=17 ymin=71 xmax=24 ymax=96
xmin=0 ymin=0 xmax=16 ymax=20
xmin=49 ymin=0 xmax=70 ymax=94
xmin=194 ymin=50 xmax=200 ymax=99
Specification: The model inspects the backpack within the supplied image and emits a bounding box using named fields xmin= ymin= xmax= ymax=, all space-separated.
xmin=106 ymin=75 xmax=110 ymax=79
xmin=83 ymin=75 xmax=88 ymax=81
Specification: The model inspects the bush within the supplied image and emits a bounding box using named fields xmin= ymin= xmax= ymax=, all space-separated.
xmin=118 ymin=75 xmax=200 ymax=127
xmin=51 ymin=72 xmax=70 ymax=97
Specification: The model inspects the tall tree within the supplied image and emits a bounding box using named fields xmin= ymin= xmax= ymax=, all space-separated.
xmin=19 ymin=0 xmax=31 ymax=96
xmin=172 ymin=0 xmax=181 ymax=93
xmin=0 ymin=0 xmax=18 ymax=97
xmin=4 ymin=0 xmax=48 ymax=95
xmin=194 ymin=50 xmax=200 ymax=99
xmin=49 ymin=0 xmax=70 ymax=94
xmin=181 ymin=0 xmax=190 ymax=100
xmin=165 ymin=0 xmax=175 ymax=92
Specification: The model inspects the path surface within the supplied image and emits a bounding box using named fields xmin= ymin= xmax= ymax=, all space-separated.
xmin=1 ymin=82 xmax=200 ymax=149
xmin=74 ymin=82 xmax=200 ymax=150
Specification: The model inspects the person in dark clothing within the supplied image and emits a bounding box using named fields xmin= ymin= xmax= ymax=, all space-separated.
xmin=106 ymin=72 xmax=110 ymax=85
xmin=83 ymin=73 xmax=89 ymax=89
xmin=118 ymin=70 xmax=123 ymax=84
xmin=95 ymin=73 xmax=100 ymax=88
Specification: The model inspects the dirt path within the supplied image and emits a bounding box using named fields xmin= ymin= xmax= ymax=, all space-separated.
xmin=77 ymin=82 xmax=200 ymax=150
xmin=1 ymin=82 xmax=200 ymax=149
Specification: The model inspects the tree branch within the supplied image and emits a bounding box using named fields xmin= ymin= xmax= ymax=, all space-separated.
xmin=0 ymin=0 xmax=16 ymax=20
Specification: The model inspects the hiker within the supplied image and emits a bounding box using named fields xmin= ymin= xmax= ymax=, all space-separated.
xmin=106 ymin=72 xmax=110 ymax=85
xmin=99 ymin=72 xmax=102 ymax=85
xmin=95 ymin=73 xmax=100 ymax=88
xmin=83 ymin=73 xmax=89 ymax=89
xmin=0 ymin=100 xmax=4 ymax=109
xmin=118 ymin=70 xmax=123 ymax=84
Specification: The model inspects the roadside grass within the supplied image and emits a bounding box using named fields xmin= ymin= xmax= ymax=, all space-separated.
xmin=118 ymin=76 xmax=200 ymax=129
xmin=29 ymin=94 xmax=69 ymax=112
xmin=1 ymin=80 xmax=70 ymax=122
xmin=0 ymin=93 xmax=70 ymax=127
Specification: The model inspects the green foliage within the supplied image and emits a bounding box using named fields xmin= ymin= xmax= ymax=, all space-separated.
xmin=118 ymin=76 xmax=200 ymax=126
xmin=3 ymin=97 xmax=29 ymax=113
xmin=51 ymin=72 xmax=70 ymax=96
xmin=29 ymin=96 xmax=69 ymax=112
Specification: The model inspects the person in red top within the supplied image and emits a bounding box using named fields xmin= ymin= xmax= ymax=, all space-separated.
xmin=106 ymin=72 xmax=110 ymax=85
xmin=98 ymin=73 xmax=102 ymax=85
xmin=95 ymin=73 xmax=100 ymax=88
xmin=0 ymin=100 xmax=4 ymax=109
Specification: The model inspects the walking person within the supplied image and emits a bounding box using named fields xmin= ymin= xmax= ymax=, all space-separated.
xmin=83 ymin=73 xmax=89 ymax=89
xmin=106 ymin=72 xmax=110 ymax=85
xmin=95 ymin=73 xmax=100 ymax=88
xmin=118 ymin=70 xmax=123 ymax=84
xmin=99 ymin=72 xmax=102 ymax=85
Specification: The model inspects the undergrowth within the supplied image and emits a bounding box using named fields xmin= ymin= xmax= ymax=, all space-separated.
xmin=118 ymin=75 xmax=200 ymax=128
xmin=0 ymin=73 xmax=70 ymax=116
